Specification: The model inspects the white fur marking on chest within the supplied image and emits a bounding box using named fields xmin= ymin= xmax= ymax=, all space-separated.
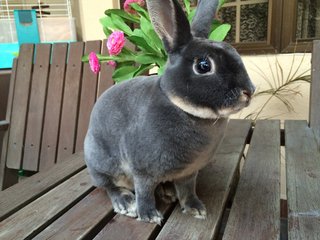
xmin=168 ymin=95 xmax=219 ymax=119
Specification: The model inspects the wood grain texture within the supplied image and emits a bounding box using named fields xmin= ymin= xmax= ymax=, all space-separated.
xmin=94 ymin=202 xmax=173 ymax=240
xmin=97 ymin=39 xmax=114 ymax=98
xmin=0 ymin=152 xmax=85 ymax=221
xmin=0 ymin=121 xmax=9 ymax=131
xmin=0 ymin=59 xmax=19 ymax=189
xmin=223 ymin=120 xmax=281 ymax=240
xmin=285 ymin=120 xmax=320 ymax=240
xmin=309 ymin=40 xmax=320 ymax=137
xmin=75 ymin=40 xmax=101 ymax=152
xmin=23 ymin=44 xmax=52 ymax=171
xmin=56 ymin=42 xmax=84 ymax=163
xmin=0 ymin=169 xmax=92 ymax=240
xmin=156 ymin=119 xmax=252 ymax=240
xmin=34 ymin=188 xmax=113 ymax=240
xmin=6 ymin=44 xmax=34 ymax=169
xmin=39 ymin=43 xmax=68 ymax=171
xmin=0 ymin=70 xmax=10 ymax=120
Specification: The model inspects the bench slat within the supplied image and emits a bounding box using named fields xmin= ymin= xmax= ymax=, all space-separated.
xmin=0 ymin=120 xmax=9 ymax=131
xmin=33 ymin=188 xmax=113 ymax=240
xmin=0 ymin=59 xmax=19 ymax=189
xmin=23 ymin=44 xmax=52 ymax=171
xmin=75 ymin=40 xmax=102 ymax=152
xmin=93 ymin=202 xmax=173 ymax=240
xmin=0 ymin=152 xmax=85 ymax=221
xmin=6 ymin=44 xmax=34 ymax=169
xmin=56 ymin=42 xmax=84 ymax=162
xmin=285 ymin=120 xmax=320 ymax=240
xmin=97 ymin=39 xmax=114 ymax=98
xmin=223 ymin=120 xmax=281 ymax=240
xmin=157 ymin=119 xmax=251 ymax=240
xmin=309 ymin=40 xmax=320 ymax=136
xmin=0 ymin=169 xmax=92 ymax=240
xmin=39 ymin=43 xmax=68 ymax=171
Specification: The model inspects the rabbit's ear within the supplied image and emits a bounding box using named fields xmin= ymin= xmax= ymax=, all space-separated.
xmin=147 ymin=0 xmax=192 ymax=53
xmin=191 ymin=0 xmax=219 ymax=38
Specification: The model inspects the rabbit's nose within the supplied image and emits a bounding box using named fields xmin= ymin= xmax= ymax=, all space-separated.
xmin=240 ymin=90 xmax=252 ymax=106
xmin=241 ymin=90 xmax=252 ymax=99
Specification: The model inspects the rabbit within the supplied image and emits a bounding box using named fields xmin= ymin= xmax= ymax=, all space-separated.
xmin=84 ymin=0 xmax=255 ymax=225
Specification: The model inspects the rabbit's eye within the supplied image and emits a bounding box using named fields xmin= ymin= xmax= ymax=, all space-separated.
xmin=193 ymin=57 xmax=214 ymax=75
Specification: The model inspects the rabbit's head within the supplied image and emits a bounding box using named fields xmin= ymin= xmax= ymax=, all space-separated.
xmin=147 ymin=0 xmax=255 ymax=119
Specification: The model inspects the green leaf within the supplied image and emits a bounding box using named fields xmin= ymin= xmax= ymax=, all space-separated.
xmin=209 ymin=23 xmax=231 ymax=41
xmin=139 ymin=16 xmax=163 ymax=53
xmin=105 ymin=9 xmax=139 ymax=23
xmin=100 ymin=16 xmax=117 ymax=31
xmin=110 ymin=13 xmax=133 ymax=35
xmin=135 ymin=54 xmax=159 ymax=64
xmin=130 ymin=3 xmax=149 ymax=19
xmin=155 ymin=57 xmax=167 ymax=68
xmin=218 ymin=0 xmax=225 ymax=8
xmin=127 ymin=35 xmax=157 ymax=54
xmin=157 ymin=65 xmax=165 ymax=75
xmin=121 ymin=47 xmax=135 ymax=56
xmin=112 ymin=65 xmax=137 ymax=83
xmin=103 ymin=27 xmax=112 ymax=37
xmin=183 ymin=0 xmax=191 ymax=14
xmin=134 ymin=64 xmax=155 ymax=77
xmin=187 ymin=8 xmax=197 ymax=22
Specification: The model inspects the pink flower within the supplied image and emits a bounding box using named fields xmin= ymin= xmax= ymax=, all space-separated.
xmin=124 ymin=0 xmax=145 ymax=14
xmin=107 ymin=60 xmax=117 ymax=68
xmin=88 ymin=52 xmax=100 ymax=74
xmin=107 ymin=31 xmax=126 ymax=56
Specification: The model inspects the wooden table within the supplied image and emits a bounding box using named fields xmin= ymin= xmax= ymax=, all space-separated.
xmin=0 ymin=119 xmax=319 ymax=240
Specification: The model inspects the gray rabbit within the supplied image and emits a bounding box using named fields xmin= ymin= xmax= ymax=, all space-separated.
xmin=84 ymin=0 xmax=255 ymax=224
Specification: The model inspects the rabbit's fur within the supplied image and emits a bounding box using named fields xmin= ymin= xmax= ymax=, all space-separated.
xmin=84 ymin=0 xmax=255 ymax=225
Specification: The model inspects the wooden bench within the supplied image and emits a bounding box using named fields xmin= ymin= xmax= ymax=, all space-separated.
xmin=0 ymin=40 xmax=319 ymax=239
xmin=0 ymin=40 xmax=113 ymax=190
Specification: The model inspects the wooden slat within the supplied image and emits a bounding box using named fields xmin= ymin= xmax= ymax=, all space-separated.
xmin=285 ymin=120 xmax=320 ymax=240
xmin=97 ymin=39 xmax=114 ymax=98
xmin=157 ymin=119 xmax=252 ymax=240
xmin=0 ymin=169 xmax=93 ymax=240
xmin=0 ymin=69 xmax=10 ymax=120
xmin=309 ymin=40 xmax=320 ymax=137
xmin=0 ymin=152 xmax=86 ymax=221
xmin=39 ymin=43 xmax=68 ymax=171
xmin=56 ymin=42 xmax=84 ymax=163
xmin=6 ymin=44 xmax=34 ymax=169
xmin=23 ymin=44 xmax=52 ymax=171
xmin=223 ymin=120 xmax=281 ymax=240
xmin=0 ymin=59 xmax=19 ymax=190
xmin=75 ymin=40 xmax=101 ymax=152
xmin=34 ymin=188 xmax=113 ymax=240
xmin=0 ymin=121 xmax=9 ymax=131
xmin=94 ymin=202 xmax=173 ymax=240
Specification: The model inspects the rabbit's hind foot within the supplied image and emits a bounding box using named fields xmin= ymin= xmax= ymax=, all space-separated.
xmin=181 ymin=196 xmax=207 ymax=220
xmin=110 ymin=188 xmax=137 ymax=218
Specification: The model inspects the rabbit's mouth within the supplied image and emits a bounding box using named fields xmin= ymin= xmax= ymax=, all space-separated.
xmin=219 ymin=89 xmax=252 ymax=117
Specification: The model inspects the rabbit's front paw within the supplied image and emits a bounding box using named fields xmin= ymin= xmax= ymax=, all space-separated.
xmin=112 ymin=190 xmax=137 ymax=218
xmin=137 ymin=208 xmax=163 ymax=225
xmin=182 ymin=197 xmax=207 ymax=219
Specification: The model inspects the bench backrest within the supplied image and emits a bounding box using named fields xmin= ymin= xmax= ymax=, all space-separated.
xmin=5 ymin=41 xmax=114 ymax=172
xmin=310 ymin=40 xmax=320 ymax=139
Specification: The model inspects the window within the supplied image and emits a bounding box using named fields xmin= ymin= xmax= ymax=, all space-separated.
xmin=0 ymin=0 xmax=75 ymax=43
xmin=118 ymin=0 xmax=319 ymax=53
xmin=219 ymin=0 xmax=320 ymax=53
xmin=281 ymin=0 xmax=320 ymax=52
